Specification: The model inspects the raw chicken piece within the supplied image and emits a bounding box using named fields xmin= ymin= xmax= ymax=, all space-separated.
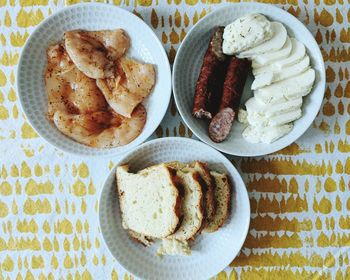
xmin=64 ymin=29 xmax=129 ymax=79
xmin=88 ymin=30 xmax=130 ymax=60
xmin=96 ymin=57 xmax=155 ymax=117
xmin=45 ymin=43 xmax=107 ymax=119
xmin=53 ymin=104 xmax=146 ymax=148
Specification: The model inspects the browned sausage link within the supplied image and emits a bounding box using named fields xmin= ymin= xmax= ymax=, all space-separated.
xmin=192 ymin=27 xmax=226 ymax=119
xmin=208 ymin=108 xmax=235 ymax=143
xmin=219 ymin=57 xmax=251 ymax=112
xmin=209 ymin=58 xmax=251 ymax=143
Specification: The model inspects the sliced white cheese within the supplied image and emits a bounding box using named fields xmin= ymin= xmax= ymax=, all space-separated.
xmin=242 ymin=126 xmax=261 ymax=143
xmin=269 ymin=109 xmax=302 ymax=126
xmin=275 ymin=38 xmax=306 ymax=68
xmin=254 ymin=68 xmax=315 ymax=104
xmin=251 ymin=72 xmax=273 ymax=90
xmin=237 ymin=22 xmax=287 ymax=58
xmin=242 ymin=124 xmax=293 ymax=144
xmin=253 ymin=38 xmax=306 ymax=75
xmin=272 ymin=55 xmax=310 ymax=82
xmin=246 ymin=107 xmax=301 ymax=127
xmin=246 ymin=97 xmax=303 ymax=117
xmin=246 ymin=112 xmax=266 ymax=127
xmin=222 ymin=13 xmax=273 ymax=55
xmin=252 ymin=37 xmax=292 ymax=67
xmin=252 ymin=55 xmax=311 ymax=90
xmin=260 ymin=124 xmax=293 ymax=143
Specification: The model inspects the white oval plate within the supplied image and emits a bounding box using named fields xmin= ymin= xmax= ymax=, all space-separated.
xmin=99 ymin=137 xmax=250 ymax=280
xmin=173 ymin=3 xmax=325 ymax=156
xmin=17 ymin=3 xmax=171 ymax=157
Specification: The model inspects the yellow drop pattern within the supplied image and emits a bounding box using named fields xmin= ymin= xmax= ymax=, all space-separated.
xmin=0 ymin=0 xmax=349 ymax=279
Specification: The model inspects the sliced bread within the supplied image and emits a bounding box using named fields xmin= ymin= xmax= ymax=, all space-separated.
xmin=116 ymin=164 xmax=183 ymax=238
xmin=203 ymin=171 xmax=231 ymax=233
xmin=166 ymin=161 xmax=216 ymax=231
xmin=165 ymin=163 xmax=205 ymax=241
xmin=189 ymin=161 xmax=216 ymax=230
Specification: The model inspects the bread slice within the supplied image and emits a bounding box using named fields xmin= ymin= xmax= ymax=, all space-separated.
xmin=157 ymin=165 xmax=205 ymax=256
xmin=165 ymin=162 xmax=205 ymax=240
xmin=203 ymin=171 xmax=231 ymax=233
xmin=189 ymin=161 xmax=216 ymax=230
xmin=116 ymin=164 xmax=183 ymax=238
xmin=166 ymin=161 xmax=216 ymax=231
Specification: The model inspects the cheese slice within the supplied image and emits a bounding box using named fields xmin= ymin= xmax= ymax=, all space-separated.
xmin=252 ymin=37 xmax=292 ymax=67
xmin=237 ymin=22 xmax=287 ymax=58
xmin=245 ymin=97 xmax=303 ymax=118
xmin=254 ymin=68 xmax=315 ymax=104
xmin=222 ymin=13 xmax=273 ymax=54
xmin=242 ymin=124 xmax=293 ymax=143
xmin=253 ymin=38 xmax=306 ymax=75
xmin=252 ymin=55 xmax=310 ymax=90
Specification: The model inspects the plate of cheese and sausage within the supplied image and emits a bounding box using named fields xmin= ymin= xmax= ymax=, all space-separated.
xmin=173 ymin=3 xmax=325 ymax=156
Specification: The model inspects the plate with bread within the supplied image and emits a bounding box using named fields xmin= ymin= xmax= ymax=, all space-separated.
xmin=173 ymin=3 xmax=325 ymax=156
xmin=99 ymin=137 xmax=250 ymax=280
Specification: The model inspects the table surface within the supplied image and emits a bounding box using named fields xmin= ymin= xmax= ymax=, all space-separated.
xmin=0 ymin=0 xmax=349 ymax=279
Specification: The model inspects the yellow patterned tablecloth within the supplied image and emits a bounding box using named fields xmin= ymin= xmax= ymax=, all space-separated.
xmin=0 ymin=0 xmax=349 ymax=279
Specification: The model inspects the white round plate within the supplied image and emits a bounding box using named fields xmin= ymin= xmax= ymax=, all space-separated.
xmin=99 ymin=137 xmax=250 ymax=280
xmin=173 ymin=3 xmax=325 ymax=156
xmin=17 ymin=3 xmax=171 ymax=157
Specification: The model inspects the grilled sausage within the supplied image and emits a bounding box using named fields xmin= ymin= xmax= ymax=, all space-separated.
xmin=208 ymin=108 xmax=235 ymax=142
xmin=209 ymin=57 xmax=251 ymax=143
xmin=220 ymin=57 xmax=251 ymax=111
xmin=192 ymin=27 xmax=227 ymax=119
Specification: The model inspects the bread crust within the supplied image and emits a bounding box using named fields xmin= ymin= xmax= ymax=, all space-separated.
xmin=167 ymin=167 xmax=185 ymax=235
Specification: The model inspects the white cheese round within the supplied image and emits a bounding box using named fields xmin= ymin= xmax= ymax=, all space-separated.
xmin=222 ymin=13 xmax=273 ymax=55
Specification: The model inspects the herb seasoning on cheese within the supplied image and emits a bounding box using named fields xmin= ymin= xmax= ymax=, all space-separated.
xmin=222 ymin=14 xmax=273 ymax=55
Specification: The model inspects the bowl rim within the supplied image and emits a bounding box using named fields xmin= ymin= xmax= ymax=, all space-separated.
xmin=172 ymin=2 xmax=326 ymax=157
xmin=98 ymin=136 xmax=251 ymax=280
xmin=17 ymin=2 xmax=172 ymax=157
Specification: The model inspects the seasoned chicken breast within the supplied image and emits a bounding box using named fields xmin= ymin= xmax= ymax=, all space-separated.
xmin=45 ymin=43 xmax=107 ymax=119
xmin=45 ymin=29 xmax=151 ymax=149
xmin=64 ymin=29 xmax=130 ymax=79
xmin=53 ymin=104 xmax=146 ymax=148
xmin=96 ymin=57 xmax=155 ymax=117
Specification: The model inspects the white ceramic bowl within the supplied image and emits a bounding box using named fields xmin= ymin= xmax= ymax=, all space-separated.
xmin=17 ymin=3 xmax=171 ymax=156
xmin=173 ymin=3 xmax=325 ymax=156
xmin=99 ymin=137 xmax=250 ymax=280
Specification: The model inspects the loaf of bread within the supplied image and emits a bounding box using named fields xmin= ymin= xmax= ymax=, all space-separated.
xmin=116 ymin=164 xmax=183 ymax=238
